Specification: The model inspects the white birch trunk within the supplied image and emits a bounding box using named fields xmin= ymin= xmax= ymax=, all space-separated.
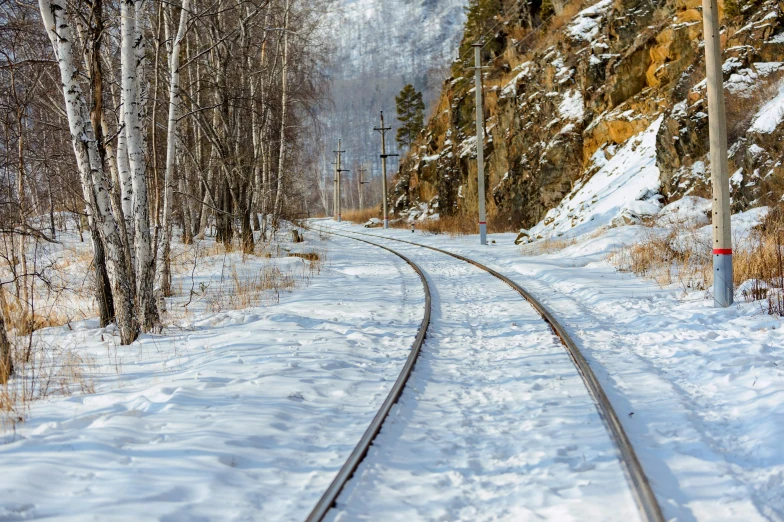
xmin=273 ymin=0 xmax=290 ymax=218
xmin=122 ymin=0 xmax=158 ymax=329
xmin=158 ymin=0 xmax=190 ymax=298
xmin=38 ymin=0 xmax=137 ymax=344
xmin=116 ymin=85 xmax=136 ymax=262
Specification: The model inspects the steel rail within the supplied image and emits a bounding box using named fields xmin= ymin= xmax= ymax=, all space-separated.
xmin=303 ymin=229 xmax=432 ymax=522
xmin=313 ymin=223 xmax=665 ymax=522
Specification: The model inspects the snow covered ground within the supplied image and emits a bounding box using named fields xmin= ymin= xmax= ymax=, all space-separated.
xmin=0 ymin=229 xmax=425 ymax=521
xmin=3 ymin=213 xmax=782 ymax=521
xmin=322 ymin=219 xmax=784 ymax=522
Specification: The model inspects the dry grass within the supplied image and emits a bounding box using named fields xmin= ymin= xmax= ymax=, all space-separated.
xmin=1 ymin=337 xmax=95 ymax=429
xmin=610 ymin=205 xmax=784 ymax=314
xmin=392 ymin=214 xmax=476 ymax=236
xmin=393 ymin=213 xmax=518 ymax=237
xmin=609 ymin=226 xmax=712 ymax=290
xmin=204 ymin=265 xmax=298 ymax=312
xmin=398 ymin=214 xmax=515 ymax=236
xmin=0 ymin=293 xmax=71 ymax=336
xmin=342 ymin=207 xmax=381 ymax=225
xmin=735 ymin=205 xmax=784 ymax=315
xmin=520 ymin=236 xmax=577 ymax=255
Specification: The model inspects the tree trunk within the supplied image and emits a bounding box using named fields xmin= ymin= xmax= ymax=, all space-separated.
xmin=0 ymin=289 xmax=13 ymax=385
xmin=86 ymin=0 xmax=116 ymax=326
xmin=39 ymin=0 xmax=137 ymax=344
xmin=273 ymin=0 xmax=290 ymax=219
xmin=122 ymin=0 xmax=159 ymax=330
xmin=91 ymin=225 xmax=115 ymax=326
xmin=159 ymin=0 xmax=190 ymax=298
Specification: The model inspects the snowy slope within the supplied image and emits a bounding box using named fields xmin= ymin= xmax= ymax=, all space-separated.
xmin=527 ymin=115 xmax=664 ymax=240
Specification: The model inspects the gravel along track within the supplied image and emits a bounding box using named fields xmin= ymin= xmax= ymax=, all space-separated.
xmin=312 ymin=227 xmax=656 ymax=522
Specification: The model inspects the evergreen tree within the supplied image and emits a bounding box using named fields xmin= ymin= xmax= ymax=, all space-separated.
xmin=395 ymin=84 xmax=425 ymax=150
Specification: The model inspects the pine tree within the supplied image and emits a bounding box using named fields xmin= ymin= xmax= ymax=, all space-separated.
xmin=395 ymin=84 xmax=425 ymax=150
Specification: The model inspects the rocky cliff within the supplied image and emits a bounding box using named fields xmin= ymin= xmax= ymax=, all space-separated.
xmin=392 ymin=0 xmax=784 ymax=239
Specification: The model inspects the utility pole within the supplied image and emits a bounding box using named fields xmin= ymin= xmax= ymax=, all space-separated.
xmin=374 ymin=111 xmax=398 ymax=229
xmin=473 ymin=43 xmax=487 ymax=246
xmin=332 ymin=159 xmax=338 ymax=220
xmin=333 ymin=140 xmax=348 ymax=223
xmin=357 ymin=165 xmax=369 ymax=211
xmin=702 ymin=0 xmax=733 ymax=307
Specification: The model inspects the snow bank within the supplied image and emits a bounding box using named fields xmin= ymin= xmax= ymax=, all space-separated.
xmin=566 ymin=0 xmax=613 ymax=43
xmin=529 ymin=114 xmax=664 ymax=238
xmin=750 ymin=80 xmax=784 ymax=133
xmin=558 ymin=90 xmax=585 ymax=121
xmin=0 ymin=231 xmax=424 ymax=521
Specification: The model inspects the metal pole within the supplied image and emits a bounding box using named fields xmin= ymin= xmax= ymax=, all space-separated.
xmin=702 ymin=0 xmax=733 ymax=307
xmin=474 ymin=44 xmax=487 ymax=245
xmin=337 ymin=139 xmax=342 ymax=223
xmin=374 ymin=112 xmax=397 ymax=229
xmin=333 ymin=157 xmax=338 ymax=221
xmin=380 ymin=113 xmax=389 ymax=229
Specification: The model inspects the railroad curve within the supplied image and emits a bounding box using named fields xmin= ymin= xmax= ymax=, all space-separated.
xmin=305 ymin=224 xmax=664 ymax=522
xmin=305 ymin=232 xmax=432 ymax=522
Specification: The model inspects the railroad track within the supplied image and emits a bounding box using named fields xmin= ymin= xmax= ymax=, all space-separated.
xmin=305 ymin=223 xmax=664 ymax=522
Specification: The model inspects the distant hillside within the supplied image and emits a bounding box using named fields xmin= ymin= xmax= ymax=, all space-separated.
xmin=391 ymin=0 xmax=784 ymax=239
xmin=318 ymin=0 xmax=466 ymax=212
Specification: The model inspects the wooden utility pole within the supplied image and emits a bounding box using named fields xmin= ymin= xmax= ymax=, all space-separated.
xmin=357 ymin=165 xmax=369 ymax=211
xmin=374 ymin=111 xmax=398 ymax=229
xmin=702 ymin=0 xmax=733 ymax=307
xmin=473 ymin=43 xmax=487 ymax=245
xmin=333 ymin=140 xmax=348 ymax=222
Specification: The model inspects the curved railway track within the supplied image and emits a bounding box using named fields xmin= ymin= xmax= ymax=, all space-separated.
xmin=305 ymin=223 xmax=664 ymax=522
xmin=305 ymin=233 xmax=432 ymax=522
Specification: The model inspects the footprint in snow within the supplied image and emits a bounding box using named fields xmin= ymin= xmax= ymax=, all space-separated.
xmin=288 ymin=391 xmax=305 ymax=401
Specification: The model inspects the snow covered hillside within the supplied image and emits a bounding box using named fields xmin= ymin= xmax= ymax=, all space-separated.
xmin=318 ymin=0 xmax=467 ymax=202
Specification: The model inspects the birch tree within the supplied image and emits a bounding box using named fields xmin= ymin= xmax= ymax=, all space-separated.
xmin=121 ymin=0 xmax=158 ymax=330
xmin=38 ymin=0 xmax=138 ymax=344
xmin=158 ymin=0 xmax=190 ymax=297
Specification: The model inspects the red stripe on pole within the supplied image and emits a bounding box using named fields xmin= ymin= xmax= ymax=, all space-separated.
xmin=479 ymin=222 xmax=486 ymax=225
xmin=713 ymin=249 xmax=732 ymax=255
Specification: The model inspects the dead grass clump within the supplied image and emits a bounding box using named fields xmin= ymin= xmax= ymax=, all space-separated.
xmin=735 ymin=203 xmax=784 ymax=315
xmin=342 ymin=207 xmax=381 ymax=225
xmin=393 ymin=214 xmax=476 ymax=236
xmin=520 ymin=236 xmax=577 ymax=255
xmin=610 ymin=203 xmax=784 ymax=314
xmin=1 ymin=294 xmax=71 ymax=336
xmin=206 ymin=264 xmax=297 ymax=312
xmin=289 ymin=252 xmax=319 ymax=262
xmin=393 ymin=212 xmax=519 ymax=236
xmin=1 ymin=337 xmax=95 ymax=429
xmin=609 ymin=226 xmax=712 ymax=291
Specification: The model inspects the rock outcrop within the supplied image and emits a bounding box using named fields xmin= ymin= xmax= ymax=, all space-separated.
xmin=391 ymin=0 xmax=784 ymax=234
